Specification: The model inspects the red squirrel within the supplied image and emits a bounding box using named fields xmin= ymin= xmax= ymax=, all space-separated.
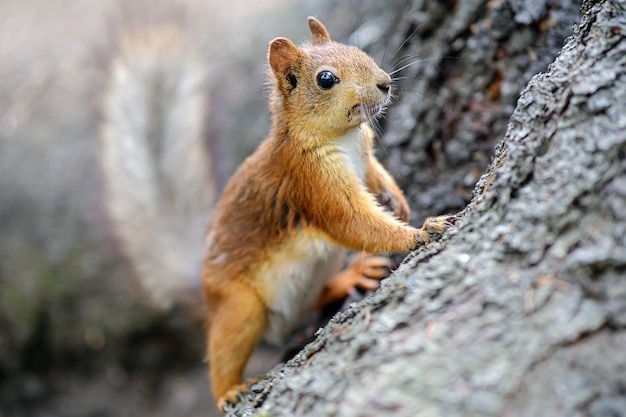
xmin=202 ymin=17 xmax=454 ymax=409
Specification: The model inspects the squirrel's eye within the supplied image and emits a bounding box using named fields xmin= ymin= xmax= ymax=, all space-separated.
xmin=316 ymin=71 xmax=339 ymax=90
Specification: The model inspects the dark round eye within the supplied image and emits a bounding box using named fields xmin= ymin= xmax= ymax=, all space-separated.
xmin=316 ymin=70 xmax=339 ymax=90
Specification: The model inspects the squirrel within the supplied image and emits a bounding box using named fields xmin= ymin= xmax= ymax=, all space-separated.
xmin=202 ymin=17 xmax=455 ymax=410
xmin=100 ymin=24 xmax=215 ymax=312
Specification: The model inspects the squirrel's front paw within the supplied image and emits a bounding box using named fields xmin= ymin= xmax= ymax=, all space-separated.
xmin=414 ymin=215 xmax=457 ymax=247
xmin=379 ymin=190 xmax=411 ymax=223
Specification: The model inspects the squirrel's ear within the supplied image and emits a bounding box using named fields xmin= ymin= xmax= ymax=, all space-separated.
xmin=269 ymin=37 xmax=301 ymax=88
xmin=308 ymin=17 xmax=331 ymax=44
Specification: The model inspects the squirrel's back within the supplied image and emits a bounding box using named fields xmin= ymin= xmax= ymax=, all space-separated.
xmin=101 ymin=25 xmax=215 ymax=310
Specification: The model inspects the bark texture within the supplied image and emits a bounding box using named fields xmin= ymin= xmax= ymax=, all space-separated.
xmin=226 ymin=1 xmax=626 ymax=416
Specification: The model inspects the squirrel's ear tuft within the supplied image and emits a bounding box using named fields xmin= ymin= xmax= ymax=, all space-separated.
xmin=269 ymin=38 xmax=300 ymax=76
xmin=269 ymin=38 xmax=301 ymax=88
xmin=308 ymin=17 xmax=331 ymax=44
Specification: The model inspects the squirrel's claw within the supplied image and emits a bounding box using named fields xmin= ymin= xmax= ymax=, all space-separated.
xmin=443 ymin=215 xmax=457 ymax=228
xmin=217 ymin=376 xmax=262 ymax=412
xmin=414 ymin=214 xmax=457 ymax=248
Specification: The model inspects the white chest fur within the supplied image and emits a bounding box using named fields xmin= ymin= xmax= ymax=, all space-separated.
xmin=257 ymin=232 xmax=345 ymax=345
xmin=335 ymin=125 xmax=368 ymax=183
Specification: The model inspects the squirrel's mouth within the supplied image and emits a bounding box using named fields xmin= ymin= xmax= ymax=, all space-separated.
xmin=353 ymin=101 xmax=386 ymax=122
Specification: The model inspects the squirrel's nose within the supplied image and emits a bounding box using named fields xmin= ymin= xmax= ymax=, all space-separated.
xmin=377 ymin=74 xmax=391 ymax=94
xmin=377 ymin=80 xmax=390 ymax=93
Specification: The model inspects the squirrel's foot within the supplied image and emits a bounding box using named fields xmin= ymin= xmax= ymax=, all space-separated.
xmin=217 ymin=376 xmax=262 ymax=412
xmin=316 ymin=252 xmax=392 ymax=308
xmin=414 ymin=215 xmax=457 ymax=247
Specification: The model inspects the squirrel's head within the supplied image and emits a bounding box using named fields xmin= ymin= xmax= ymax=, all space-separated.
xmin=268 ymin=17 xmax=391 ymax=139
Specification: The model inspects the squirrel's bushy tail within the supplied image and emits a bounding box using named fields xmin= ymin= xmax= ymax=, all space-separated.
xmin=101 ymin=25 xmax=214 ymax=310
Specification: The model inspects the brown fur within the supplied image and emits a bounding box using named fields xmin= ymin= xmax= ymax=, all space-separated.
xmin=202 ymin=17 xmax=452 ymax=410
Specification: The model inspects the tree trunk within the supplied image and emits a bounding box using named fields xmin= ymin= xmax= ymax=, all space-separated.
xmin=225 ymin=1 xmax=626 ymax=416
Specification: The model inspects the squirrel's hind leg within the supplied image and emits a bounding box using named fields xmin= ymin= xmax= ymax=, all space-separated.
xmin=315 ymin=252 xmax=392 ymax=309
xmin=205 ymin=281 xmax=267 ymax=411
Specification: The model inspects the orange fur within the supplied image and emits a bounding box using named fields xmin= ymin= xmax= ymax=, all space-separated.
xmin=202 ymin=17 xmax=452 ymax=410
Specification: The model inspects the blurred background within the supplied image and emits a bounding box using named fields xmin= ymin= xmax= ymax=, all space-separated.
xmin=0 ymin=0 xmax=344 ymax=415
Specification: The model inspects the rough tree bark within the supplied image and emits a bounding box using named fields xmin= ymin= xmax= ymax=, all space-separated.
xmin=225 ymin=1 xmax=626 ymax=416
